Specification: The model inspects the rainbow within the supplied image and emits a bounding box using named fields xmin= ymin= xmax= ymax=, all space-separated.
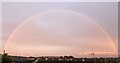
xmin=4 ymin=9 xmax=117 ymax=54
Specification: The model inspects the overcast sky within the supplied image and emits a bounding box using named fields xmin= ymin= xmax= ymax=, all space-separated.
xmin=1 ymin=2 xmax=118 ymax=57
xmin=1 ymin=0 xmax=120 ymax=2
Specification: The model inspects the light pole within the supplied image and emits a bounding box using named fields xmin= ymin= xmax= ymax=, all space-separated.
xmin=104 ymin=57 xmax=107 ymax=63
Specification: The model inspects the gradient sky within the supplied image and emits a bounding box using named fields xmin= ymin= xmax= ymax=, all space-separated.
xmin=2 ymin=2 xmax=118 ymax=57
xmin=1 ymin=0 xmax=119 ymax=2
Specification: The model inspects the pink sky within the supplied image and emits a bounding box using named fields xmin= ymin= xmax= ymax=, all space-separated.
xmin=2 ymin=2 xmax=118 ymax=57
xmin=4 ymin=10 xmax=117 ymax=57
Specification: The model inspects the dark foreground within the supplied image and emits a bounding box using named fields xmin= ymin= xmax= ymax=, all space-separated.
xmin=37 ymin=61 xmax=94 ymax=63
xmin=1 ymin=54 xmax=120 ymax=63
xmin=15 ymin=61 xmax=95 ymax=63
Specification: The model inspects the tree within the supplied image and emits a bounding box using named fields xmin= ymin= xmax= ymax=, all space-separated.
xmin=2 ymin=54 xmax=13 ymax=63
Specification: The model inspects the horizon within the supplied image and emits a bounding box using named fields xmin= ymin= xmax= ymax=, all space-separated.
xmin=1 ymin=51 xmax=119 ymax=58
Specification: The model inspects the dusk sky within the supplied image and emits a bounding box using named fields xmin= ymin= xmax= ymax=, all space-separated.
xmin=2 ymin=2 xmax=118 ymax=57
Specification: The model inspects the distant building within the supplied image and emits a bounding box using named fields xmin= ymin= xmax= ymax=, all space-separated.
xmin=3 ymin=50 xmax=8 ymax=56
xmin=27 ymin=57 xmax=36 ymax=61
